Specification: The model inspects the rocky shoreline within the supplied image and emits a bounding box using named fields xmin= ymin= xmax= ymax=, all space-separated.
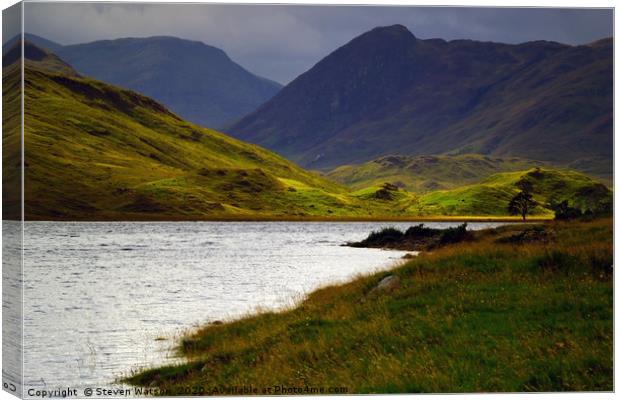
xmin=346 ymin=223 xmax=471 ymax=251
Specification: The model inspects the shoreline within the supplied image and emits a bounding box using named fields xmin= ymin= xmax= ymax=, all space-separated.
xmin=125 ymin=218 xmax=612 ymax=392
xmin=122 ymin=218 xmax=613 ymax=394
xmin=16 ymin=215 xmax=552 ymax=223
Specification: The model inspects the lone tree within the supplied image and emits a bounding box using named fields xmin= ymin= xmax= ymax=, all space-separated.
xmin=508 ymin=190 xmax=537 ymax=221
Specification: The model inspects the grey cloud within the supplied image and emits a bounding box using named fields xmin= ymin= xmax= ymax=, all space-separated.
xmin=21 ymin=3 xmax=613 ymax=84
xmin=3 ymin=2 xmax=22 ymax=43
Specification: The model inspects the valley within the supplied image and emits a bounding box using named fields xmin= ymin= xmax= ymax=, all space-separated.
xmin=2 ymin=40 xmax=611 ymax=221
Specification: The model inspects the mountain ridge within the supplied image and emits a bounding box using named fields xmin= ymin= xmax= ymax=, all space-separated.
xmin=228 ymin=25 xmax=612 ymax=179
xmin=2 ymin=40 xmax=79 ymax=76
xmin=2 ymin=33 xmax=64 ymax=53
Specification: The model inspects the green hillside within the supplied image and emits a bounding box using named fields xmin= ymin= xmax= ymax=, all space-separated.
xmin=327 ymin=154 xmax=543 ymax=192
xmin=15 ymin=67 xmax=370 ymax=220
xmin=416 ymin=168 xmax=612 ymax=217
xmin=342 ymin=167 xmax=611 ymax=219
xmin=4 ymin=46 xmax=421 ymax=221
xmin=2 ymin=63 xmax=21 ymax=220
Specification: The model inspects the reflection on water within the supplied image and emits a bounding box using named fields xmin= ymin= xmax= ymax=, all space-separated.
xmin=17 ymin=221 xmax=505 ymax=396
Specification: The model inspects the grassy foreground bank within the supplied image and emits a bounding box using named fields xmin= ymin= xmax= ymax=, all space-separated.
xmin=126 ymin=218 xmax=612 ymax=393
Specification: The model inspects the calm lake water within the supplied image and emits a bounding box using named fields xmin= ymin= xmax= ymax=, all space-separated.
xmin=7 ymin=221 xmax=507 ymax=396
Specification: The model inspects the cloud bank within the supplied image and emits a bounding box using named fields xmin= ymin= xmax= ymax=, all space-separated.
xmin=21 ymin=3 xmax=613 ymax=83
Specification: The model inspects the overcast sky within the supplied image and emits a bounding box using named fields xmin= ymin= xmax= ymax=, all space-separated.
xmin=9 ymin=2 xmax=614 ymax=84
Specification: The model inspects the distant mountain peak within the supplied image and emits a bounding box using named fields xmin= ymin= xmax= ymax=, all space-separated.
xmin=3 ymin=40 xmax=79 ymax=76
xmin=22 ymin=34 xmax=284 ymax=128
xmin=3 ymin=40 xmax=44 ymax=65
xmin=70 ymin=35 xmax=232 ymax=64
xmin=228 ymin=25 xmax=612 ymax=178
xmin=352 ymin=23 xmax=417 ymax=46
xmin=588 ymin=37 xmax=613 ymax=48
xmin=83 ymin=35 xmax=219 ymax=48
xmin=2 ymin=33 xmax=64 ymax=54
xmin=23 ymin=40 xmax=47 ymax=60
xmin=369 ymin=24 xmax=415 ymax=37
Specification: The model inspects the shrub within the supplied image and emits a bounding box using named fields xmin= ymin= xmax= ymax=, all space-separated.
xmin=352 ymin=227 xmax=404 ymax=247
xmin=368 ymin=227 xmax=403 ymax=240
xmin=439 ymin=223 xmax=469 ymax=244
xmin=404 ymin=224 xmax=439 ymax=238
xmin=552 ymin=200 xmax=582 ymax=220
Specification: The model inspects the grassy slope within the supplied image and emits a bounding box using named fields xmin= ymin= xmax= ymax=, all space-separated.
xmin=126 ymin=218 xmax=612 ymax=393
xmin=347 ymin=167 xmax=611 ymax=218
xmin=417 ymin=168 xmax=612 ymax=217
xmin=2 ymin=63 xmax=22 ymax=219
xmin=14 ymin=64 xmax=411 ymax=220
xmin=327 ymin=154 xmax=544 ymax=192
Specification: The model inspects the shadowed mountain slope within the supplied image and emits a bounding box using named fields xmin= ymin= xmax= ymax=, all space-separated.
xmin=2 ymin=40 xmax=79 ymax=76
xmin=228 ymin=25 xmax=612 ymax=179
xmin=2 ymin=33 xmax=64 ymax=53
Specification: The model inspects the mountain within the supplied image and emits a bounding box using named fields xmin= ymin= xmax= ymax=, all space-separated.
xmin=2 ymin=40 xmax=78 ymax=76
xmin=6 ymin=34 xmax=282 ymax=128
xmin=228 ymin=25 xmax=612 ymax=179
xmin=4 ymin=42 xmax=609 ymax=221
xmin=327 ymin=154 xmax=545 ymax=192
xmin=0 ymin=43 xmax=397 ymax=220
xmin=2 ymin=33 xmax=63 ymax=53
